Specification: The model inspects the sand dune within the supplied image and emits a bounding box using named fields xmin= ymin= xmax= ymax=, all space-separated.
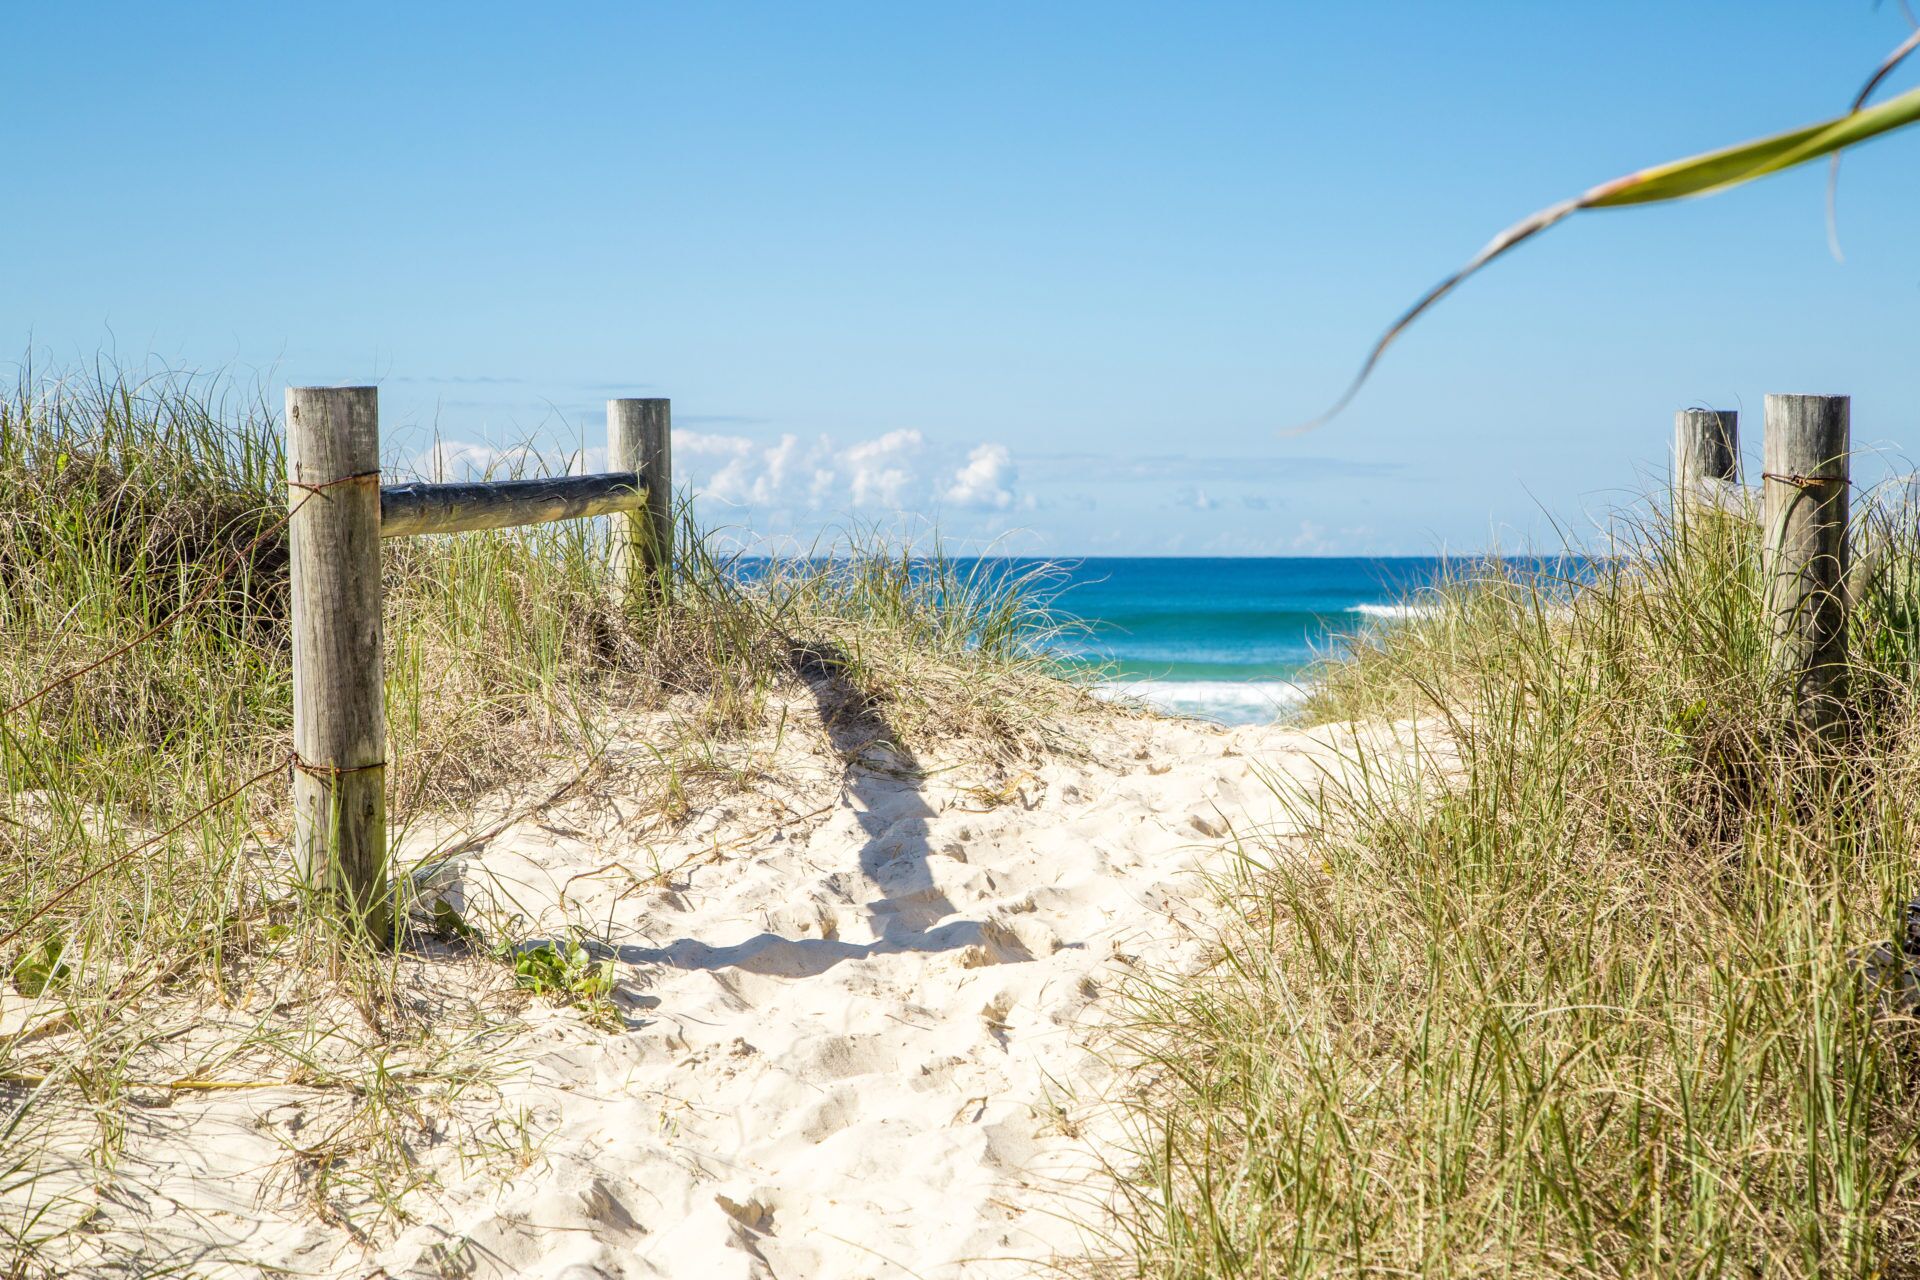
xmin=18 ymin=697 xmax=1364 ymax=1278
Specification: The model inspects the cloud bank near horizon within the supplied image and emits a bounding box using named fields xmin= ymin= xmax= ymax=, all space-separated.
xmin=405 ymin=426 xmax=1031 ymax=521
xmin=397 ymin=426 xmax=1406 ymax=554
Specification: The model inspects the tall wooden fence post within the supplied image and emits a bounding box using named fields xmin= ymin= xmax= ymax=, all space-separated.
xmin=1674 ymin=408 xmax=1739 ymax=512
xmin=287 ymin=386 xmax=389 ymax=939
xmin=1762 ymin=393 xmax=1851 ymax=742
xmin=608 ymin=398 xmax=673 ymax=602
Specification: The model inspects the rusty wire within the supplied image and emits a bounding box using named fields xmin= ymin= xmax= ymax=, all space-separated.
xmin=2 ymin=468 xmax=386 ymax=948
xmin=0 ymin=752 xmax=294 ymax=952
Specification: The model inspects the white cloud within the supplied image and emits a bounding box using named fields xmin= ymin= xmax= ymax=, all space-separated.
xmin=808 ymin=466 xmax=836 ymax=504
xmin=405 ymin=440 xmax=604 ymax=481
xmin=1290 ymin=520 xmax=1328 ymax=552
xmin=839 ymin=428 xmax=923 ymax=508
xmin=943 ymin=443 xmax=1015 ymax=510
xmin=762 ymin=433 xmax=800 ymax=496
xmin=676 ymin=426 xmax=1023 ymax=516
xmin=679 ymin=430 xmax=807 ymax=505
xmin=402 ymin=427 xmax=1030 ymax=522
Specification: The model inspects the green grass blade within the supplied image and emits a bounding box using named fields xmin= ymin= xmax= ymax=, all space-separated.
xmin=1307 ymin=81 xmax=1920 ymax=429
xmin=1591 ymin=83 xmax=1920 ymax=206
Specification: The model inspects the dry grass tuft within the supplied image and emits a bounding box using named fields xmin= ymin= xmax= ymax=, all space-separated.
xmin=0 ymin=365 xmax=1083 ymax=1270
xmin=1112 ymin=495 xmax=1920 ymax=1278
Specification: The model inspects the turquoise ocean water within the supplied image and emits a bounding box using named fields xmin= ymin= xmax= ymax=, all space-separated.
xmin=1039 ymin=557 xmax=1456 ymax=726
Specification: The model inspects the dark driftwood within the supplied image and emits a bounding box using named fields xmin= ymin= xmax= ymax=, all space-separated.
xmin=379 ymin=473 xmax=648 ymax=538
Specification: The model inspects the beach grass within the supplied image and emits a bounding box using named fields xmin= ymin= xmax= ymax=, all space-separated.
xmin=1111 ymin=490 xmax=1920 ymax=1277
xmin=0 ymin=365 xmax=1080 ymax=1266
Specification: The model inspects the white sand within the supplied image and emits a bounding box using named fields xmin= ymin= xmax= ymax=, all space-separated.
xmin=14 ymin=702 xmax=1366 ymax=1278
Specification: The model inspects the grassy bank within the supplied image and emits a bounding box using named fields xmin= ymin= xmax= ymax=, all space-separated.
xmin=0 ymin=367 xmax=1079 ymax=1265
xmin=1114 ymin=496 xmax=1920 ymax=1277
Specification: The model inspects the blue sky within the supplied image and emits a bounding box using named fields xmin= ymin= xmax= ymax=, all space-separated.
xmin=8 ymin=2 xmax=1920 ymax=554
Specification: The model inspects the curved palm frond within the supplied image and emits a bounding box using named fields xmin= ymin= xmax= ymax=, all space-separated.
xmin=1305 ymin=80 xmax=1920 ymax=431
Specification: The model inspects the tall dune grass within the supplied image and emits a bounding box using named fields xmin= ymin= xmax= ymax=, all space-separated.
xmin=0 ymin=366 xmax=1079 ymax=1266
xmin=1114 ymin=491 xmax=1920 ymax=1277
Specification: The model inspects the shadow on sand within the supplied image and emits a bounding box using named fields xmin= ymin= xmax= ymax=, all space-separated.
xmin=613 ymin=639 xmax=1027 ymax=978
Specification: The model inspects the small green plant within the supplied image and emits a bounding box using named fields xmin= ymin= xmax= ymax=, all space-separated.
xmin=504 ymin=939 xmax=619 ymax=1030
xmin=8 ymin=935 xmax=70 ymax=997
xmin=507 ymin=939 xmax=613 ymax=1001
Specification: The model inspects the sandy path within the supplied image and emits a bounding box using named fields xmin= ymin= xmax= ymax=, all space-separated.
xmin=377 ymin=706 xmax=1330 ymax=1280
xmin=21 ymin=703 xmax=1346 ymax=1278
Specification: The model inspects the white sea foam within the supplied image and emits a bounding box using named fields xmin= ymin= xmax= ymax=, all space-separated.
xmin=1348 ymin=601 xmax=1444 ymax=620
xmin=1096 ymin=679 xmax=1308 ymax=726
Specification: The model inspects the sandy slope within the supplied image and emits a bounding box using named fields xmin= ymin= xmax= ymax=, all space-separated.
xmin=16 ymin=696 xmax=1365 ymax=1278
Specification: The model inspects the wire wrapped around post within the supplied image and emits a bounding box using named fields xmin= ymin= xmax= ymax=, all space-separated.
xmin=1761 ymin=393 xmax=1851 ymax=746
xmin=286 ymin=386 xmax=391 ymax=941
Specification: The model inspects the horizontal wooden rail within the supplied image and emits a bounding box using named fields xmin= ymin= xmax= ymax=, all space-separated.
xmin=379 ymin=472 xmax=647 ymax=538
xmin=287 ymin=387 xmax=672 ymax=945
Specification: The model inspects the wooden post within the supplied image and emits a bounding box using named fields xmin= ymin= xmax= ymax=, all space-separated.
xmin=608 ymin=398 xmax=673 ymax=601
xmin=1674 ymin=408 xmax=1738 ymax=512
xmin=287 ymin=386 xmax=389 ymax=939
xmin=1762 ymin=393 xmax=1850 ymax=741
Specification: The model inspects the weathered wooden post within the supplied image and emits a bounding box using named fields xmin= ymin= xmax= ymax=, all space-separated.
xmin=287 ymin=386 xmax=389 ymax=939
xmin=608 ymin=398 xmax=673 ymax=601
xmin=1674 ymin=408 xmax=1739 ymax=512
xmin=1762 ymin=393 xmax=1850 ymax=741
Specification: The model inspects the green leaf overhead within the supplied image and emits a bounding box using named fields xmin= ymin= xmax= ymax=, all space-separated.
xmin=1308 ymin=80 xmax=1920 ymax=429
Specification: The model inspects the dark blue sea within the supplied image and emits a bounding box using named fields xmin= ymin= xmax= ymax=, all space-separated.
xmin=1037 ymin=556 xmax=1463 ymax=725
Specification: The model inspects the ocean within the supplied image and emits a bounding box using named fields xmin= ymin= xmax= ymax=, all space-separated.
xmin=1039 ymin=557 xmax=1456 ymax=726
